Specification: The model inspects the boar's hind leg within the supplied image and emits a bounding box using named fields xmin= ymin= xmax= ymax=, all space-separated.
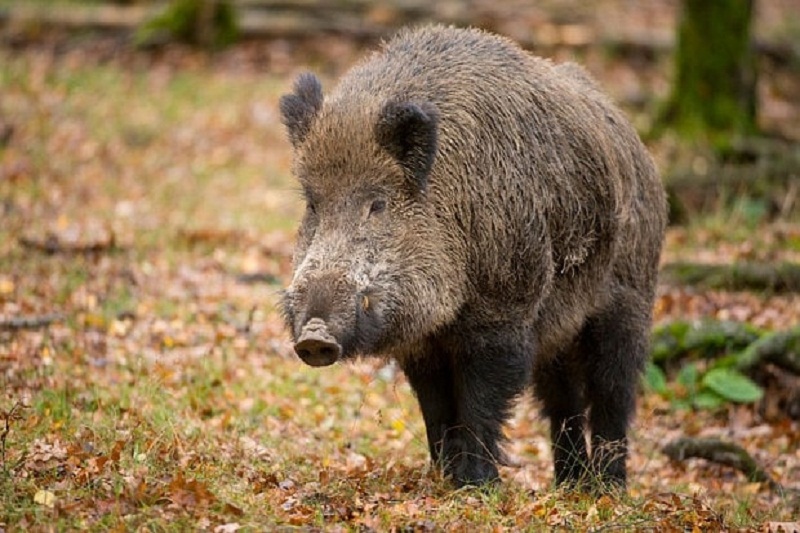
xmin=533 ymin=354 xmax=590 ymax=487
xmin=582 ymin=289 xmax=650 ymax=490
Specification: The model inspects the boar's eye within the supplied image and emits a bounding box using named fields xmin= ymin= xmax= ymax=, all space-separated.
xmin=369 ymin=199 xmax=387 ymax=216
xmin=306 ymin=202 xmax=317 ymax=215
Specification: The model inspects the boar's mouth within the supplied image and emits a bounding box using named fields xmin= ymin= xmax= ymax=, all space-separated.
xmin=294 ymin=318 xmax=342 ymax=367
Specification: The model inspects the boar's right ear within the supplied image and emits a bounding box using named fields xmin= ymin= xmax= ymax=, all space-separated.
xmin=280 ymin=73 xmax=324 ymax=148
xmin=375 ymin=101 xmax=438 ymax=192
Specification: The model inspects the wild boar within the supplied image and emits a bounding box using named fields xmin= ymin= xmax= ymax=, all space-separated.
xmin=279 ymin=25 xmax=667 ymax=489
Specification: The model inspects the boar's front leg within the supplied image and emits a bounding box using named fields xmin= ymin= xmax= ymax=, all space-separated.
xmin=448 ymin=328 xmax=533 ymax=486
xmin=404 ymin=328 xmax=532 ymax=487
xmin=401 ymin=353 xmax=457 ymax=465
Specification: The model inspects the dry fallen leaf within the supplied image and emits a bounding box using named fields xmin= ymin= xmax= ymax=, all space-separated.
xmin=33 ymin=489 xmax=56 ymax=508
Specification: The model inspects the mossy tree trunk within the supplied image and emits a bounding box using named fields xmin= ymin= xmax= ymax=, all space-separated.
xmin=663 ymin=0 xmax=757 ymax=141
xmin=136 ymin=0 xmax=238 ymax=49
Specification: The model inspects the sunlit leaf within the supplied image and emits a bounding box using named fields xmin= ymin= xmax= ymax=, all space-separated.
xmin=0 ymin=276 xmax=14 ymax=295
xmin=34 ymin=490 xmax=56 ymax=508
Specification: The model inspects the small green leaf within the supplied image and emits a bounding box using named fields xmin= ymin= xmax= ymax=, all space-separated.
xmin=692 ymin=390 xmax=725 ymax=410
xmin=677 ymin=363 xmax=699 ymax=390
xmin=643 ymin=363 xmax=668 ymax=394
xmin=671 ymin=398 xmax=692 ymax=411
xmin=701 ymin=368 xmax=764 ymax=403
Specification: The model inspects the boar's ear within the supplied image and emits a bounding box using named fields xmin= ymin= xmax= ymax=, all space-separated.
xmin=375 ymin=101 xmax=438 ymax=192
xmin=280 ymin=73 xmax=324 ymax=148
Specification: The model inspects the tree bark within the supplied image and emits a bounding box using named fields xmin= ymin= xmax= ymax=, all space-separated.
xmin=194 ymin=0 xmax=217 ymax=47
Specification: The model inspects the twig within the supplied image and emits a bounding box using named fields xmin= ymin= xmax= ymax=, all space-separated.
xmin=1 ymin=402 xmax=23 ymax=470
xmin=0 ymin=313 xmax=64 ymax=332
xmin=243 ymin=305 xmax=257 ymax=334
xmin=663 ymin=437 xmax=783 ymax=492
xmin=236 ymin=272 xmax=280 ymax=285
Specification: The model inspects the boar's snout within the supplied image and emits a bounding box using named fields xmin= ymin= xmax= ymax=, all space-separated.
xmin=294 ymin=318 xmax=342 ymax=367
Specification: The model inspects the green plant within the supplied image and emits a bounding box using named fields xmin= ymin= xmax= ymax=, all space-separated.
xmin=644 ymin=359 xmax=763 ymax=411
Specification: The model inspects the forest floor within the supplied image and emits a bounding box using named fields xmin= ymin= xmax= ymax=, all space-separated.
xmin=1 ymin=4 xmax=800 ymax=530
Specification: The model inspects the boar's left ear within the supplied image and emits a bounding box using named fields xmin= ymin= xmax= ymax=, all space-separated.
xmin=375 ymin=100 xmax=438 ymax=192
xmin=280 ymin=73 xmax=324 ymax=148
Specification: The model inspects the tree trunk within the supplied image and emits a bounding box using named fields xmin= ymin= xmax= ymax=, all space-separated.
xmin=135 ymin=0 xmax=238 ymax=49
xmin=664 ymin=0 xmax=757 ymax=141
xmin=194 ymin=0 xmax=217 ymax=48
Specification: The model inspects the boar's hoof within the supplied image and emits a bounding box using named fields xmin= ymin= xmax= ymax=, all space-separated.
xmin=295 ymin=320 xmax=342 ymax=367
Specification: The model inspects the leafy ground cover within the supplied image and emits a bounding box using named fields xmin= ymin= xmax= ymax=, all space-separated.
xmin=1 ymin=32 xmax=799 ymax=530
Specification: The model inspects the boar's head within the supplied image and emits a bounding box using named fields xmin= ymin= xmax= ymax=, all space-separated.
xmin=278 ymin=73 xmax=461 ymax=367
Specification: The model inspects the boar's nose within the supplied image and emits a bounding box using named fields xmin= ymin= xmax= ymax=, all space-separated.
xmin=294 ymin=318 xmax=342 ymax=367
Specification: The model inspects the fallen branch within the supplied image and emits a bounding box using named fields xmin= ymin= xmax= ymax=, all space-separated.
xmin=664 ymin=141 xmax=800 ymax=222
xmin=651 ymin=321 xmax=800 ymax=374
xmin=660 ymin=261 xmax=800 ymax=293
xmin=0 ymin=313 xmax=64 ymax=331
xmin=663 ymin=437 xmax=782 ymax=492
xmin=651 ymin=320 xmax=761 ymax=365
xmin=0 ymin=3 xmax=154 ymax=30
xmin=19 ymin=232 xmax=117 ymax=255
xmin=736 ymin=328 xmax=800 ymax=375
